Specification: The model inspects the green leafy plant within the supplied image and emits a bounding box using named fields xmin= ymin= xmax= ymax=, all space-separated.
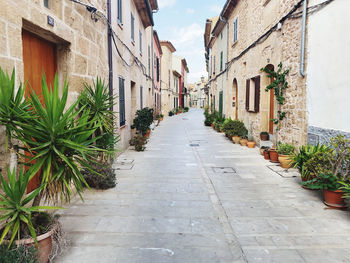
xmin=304 ymin=135 xmax=350 ymax=190
xmin=277 ymin=143 xmax=295 ymax=155
xmin=184 ymin=107 xmax=189 ymax=112
xmin=0 ymin=68 xmax=30 ymax=151
xmin=0 ymin=244 xmax=38 ymax=263
xmin=131 ymin=107 xmax=154 ymax=136
xmin=0 ymin=167 xmax=60 ymax=247
xmin=16 ymin=74 xmax=105 ymax=205
xmin=291 ymin=144 xmax=329 ymax=171
xmin=302 ymin=173 xmax=340 ymax=191
xmin=82 ymin=162 xmax=116 ymax=190
xmin=169 ymin=111 xmax=174 ymax=116
xmin=261 ymin=62 xmax=290 ymax=125
xmin=130 ymin=134 xmax=147 ymax=151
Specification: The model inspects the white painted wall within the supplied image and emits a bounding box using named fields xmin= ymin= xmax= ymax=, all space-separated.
xmin=307 ymin=0 xmax=350 ymax=132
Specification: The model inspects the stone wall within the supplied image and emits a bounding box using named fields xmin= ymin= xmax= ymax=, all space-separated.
xmin=0 ymin=0 xmax=109 ymax=172
xmin=308 ymin=126 xmax=350 ymax=146
xmin=217 ymin=0 xmax=308 ymax=147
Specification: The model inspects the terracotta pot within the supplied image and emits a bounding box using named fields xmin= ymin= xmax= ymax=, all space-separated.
xmin=247 ymin=141 xmax=256 ymax=148
xmin=260 ymin=148 xmax=265 ymax=155
xmin=324 ymin=189 xmax=346 ymax=209
xmin=260 ymin=134 xmax=269 ymax=141
xmin=145 ymin=129 xmax=151 ymax=138
xmin=13 ymin=225 xmax=56 ymax=263
xmin=263 ymin=150 xmax=270 ymax=160
xmin=278 ymin=154 xmax=293 ymax=169
xmin=240 ymin=139 xmax=248 ymax=146
xmin=232 ymin=136 xmax=241 ymax=144
xmin=210 ymin=123 xmax=214 ymax=127
xmin=269 ymin=149 xmax=279 ymax=163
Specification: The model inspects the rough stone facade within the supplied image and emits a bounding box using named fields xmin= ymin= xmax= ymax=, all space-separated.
xmin=206 ymin=0 xmax=308 ymax=147
xmin=0 ymin=0 xmax=109 ymax=172
xmin=308 ymin=126 xmax=350 ymax=146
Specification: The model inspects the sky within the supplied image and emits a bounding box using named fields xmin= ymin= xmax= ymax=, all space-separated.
xmin=153 ymin=0 xmax=227 ymax=84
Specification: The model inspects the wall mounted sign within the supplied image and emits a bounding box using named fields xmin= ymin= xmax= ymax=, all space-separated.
xmin=47 ymin=16 xmax=54 ymax=27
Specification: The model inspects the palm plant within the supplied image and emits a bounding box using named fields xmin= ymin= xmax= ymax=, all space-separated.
xmin=79 ymin=78 xmax=118 ymax=162
xmin=0 ymin=68 xmax=31 ymax=170
xmin=16 ymin=74 xmax=105 ymax=205
xmin=0 ymin=167 xmax=60 ymax=247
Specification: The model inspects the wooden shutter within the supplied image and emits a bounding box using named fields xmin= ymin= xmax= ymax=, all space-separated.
xmin=254 ymin=75 xmax=261 ymax=113
xmin=245 ymin=79 xmax=250 ymax=111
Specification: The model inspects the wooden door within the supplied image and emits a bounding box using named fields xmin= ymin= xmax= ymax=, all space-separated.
xmin=269 ymin=89 xmax=274 ymax=134
xmin=22 ymin=30 xmax=57 ymax=98
xmin=22 ymin=30 xmax=57 ymax=192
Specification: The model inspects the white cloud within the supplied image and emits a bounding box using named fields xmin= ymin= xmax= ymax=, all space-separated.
xmin=186 ymin=8 xmax=195 ymax=14
xmin=170 ymin=23 xmax=204 ymax=47
xmin=158 ymin=0 xmax=177 ymax=9
xmin=209 ymin=5 xmax=222 ymax=14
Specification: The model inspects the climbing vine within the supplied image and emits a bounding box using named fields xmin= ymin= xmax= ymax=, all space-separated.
xmin=261 ymin=62 xmax=290 ymax=125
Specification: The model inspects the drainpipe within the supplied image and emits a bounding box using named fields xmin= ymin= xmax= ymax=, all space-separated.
xmin=300 ymin=0 xmax=307 ymax=77
xmin=107 ymin=0 xmax=113 ymax=103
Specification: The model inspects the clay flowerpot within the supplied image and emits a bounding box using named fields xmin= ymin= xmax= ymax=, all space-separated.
xmin=269 ymin=149 xmax=279 ymax=163
xmin=210 ymin=123 xmax=214 ymax=127
xmin=240 ymin=138 xmax=248 ymax=146
xmin=232 ymin=136 xmax=241 ymax=144
xmin=278 ymin=154 xmax=293 ymax=169
xmin=247 ymin=141 xmax=256 ymax=148
xmin=14 ymin=225 xmax=57 ymax=263
xmin=263 ymin=150 xmax=270 ymax=160
xmin=324 ymin=189 xmax=346 ymax=209
xmin=145 ymin=129 xmax=151 ymax=138
xmin=260 ymin=134 xmax=269 ymax=141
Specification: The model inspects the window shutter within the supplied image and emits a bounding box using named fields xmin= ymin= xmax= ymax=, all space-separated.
xmin=119 ymin=77 xmax=125 ymax=126
xmin=254 ymin=76 xmax=261 ymax=113
xmin=245 ymin=79 xmax=250 ymax=111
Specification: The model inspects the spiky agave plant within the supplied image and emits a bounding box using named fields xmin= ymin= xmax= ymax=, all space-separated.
xmin=16 ymin=74 xmax=106 ymax=205
xmin=0 ymin=166 xmax=60 ymax=247
xmin=0 ymin=68 xmax=30 ymax=157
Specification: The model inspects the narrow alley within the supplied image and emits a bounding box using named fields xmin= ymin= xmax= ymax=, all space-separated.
xmin=56 ymin=109 xmax=350 ymax=263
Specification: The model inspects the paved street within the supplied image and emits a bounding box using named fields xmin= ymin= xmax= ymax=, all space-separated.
xmin=56 ymin=109 xmax=350 ymax=263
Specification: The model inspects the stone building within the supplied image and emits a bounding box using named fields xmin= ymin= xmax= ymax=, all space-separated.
xmin=160 ymin=41 xmax=189 ymax=115
xmin=0 ymin=0 xmax=109 ymax=171
xmin=205 ymin=0 xmax=309 ymax=147
xmin=111 ymin=0 xmax=158 ymax=149
xmin=189 ymin=77 xmax=208 ymax=108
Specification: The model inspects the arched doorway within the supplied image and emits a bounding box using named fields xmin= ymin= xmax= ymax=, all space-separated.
xmin=232 ymin=78 xmax=238 ymax=120
xmin=264 ymin=64 xmax=275 ymax=134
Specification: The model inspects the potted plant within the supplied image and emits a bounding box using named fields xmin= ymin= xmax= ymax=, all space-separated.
xmin=260 ymin=131 xmax=269 ymax=141
xmin=229 ymin=120 xmax=247 ymax=144
xmin=277 ymin=143 xmax=295 ymax=168
xmin=131 ymin=107 xmax=154 ymax=137
xmin=240 ymin=133 xmax=248 ymax=146
xmin=303 ymin=135 xmax=350 ymax=208
xmin=260 ymin=146 xmax=269 ymax=155
xmin=247 ymin=135 xmax=256 ymax=148
xmin=169 ymin=110 xmax=174 ymax=116
xmin=264 ymin=149 xmax=270 ymax=160
xmin=269 ymin=148 xmax=279 ymax=163
xmin=0 ymin=167 xmax=61 ymax=263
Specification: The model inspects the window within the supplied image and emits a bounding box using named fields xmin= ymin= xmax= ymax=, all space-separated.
xmin=117 ymin=0 xmax=122 ymax=24
xmin=220 ymin=32 xmax=223 ymax=39
xmin=140 ymin=86 xmax=143 ymax=109
xmin=119 ymin=77 xmax=126 ymax=126
xmin=156 ymin=57 xmax=160 ymax=82
xmin=139 ymin=31 xmax=142 ymax=53
xmin=245 ymin=75 xmax=261 ymax=113
xmin=233 ymin=17 xmax=238 ymax=43
xmin=213 ymin=56 xmax=216 ymax=74
xmin=131 ymin=13 xmax=135 ymax=42
xmin=210 ymin=55 xmax=212 ymax=76
xmin=44 ymin=0 xmax=49 ymax=8
xmin=220 ymin=51 xmax=223 ymax=71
